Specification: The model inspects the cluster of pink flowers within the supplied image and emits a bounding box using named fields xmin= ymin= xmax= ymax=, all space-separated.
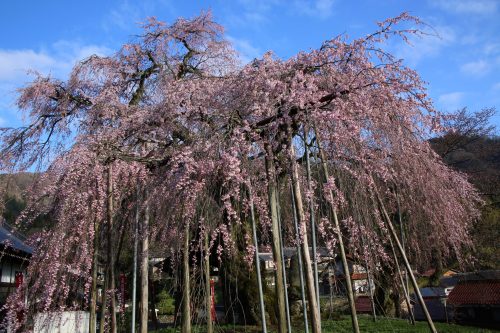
xmin=0 ymin=11 xmax=481 ymax=331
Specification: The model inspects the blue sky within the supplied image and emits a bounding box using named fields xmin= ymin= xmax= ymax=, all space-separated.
xmin=1 ymin=0 xmax=499 ymax=129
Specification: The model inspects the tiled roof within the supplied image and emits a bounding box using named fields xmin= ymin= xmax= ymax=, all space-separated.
xmin=421 ymin=268 xmax=436 ymax=277
xmin=448 ymin=280 xmax=500 ymax=306
xmin=0 ymin=223 xmax=32 ymax=255
xmin=351 ymin=273 xmax=368 ymax=280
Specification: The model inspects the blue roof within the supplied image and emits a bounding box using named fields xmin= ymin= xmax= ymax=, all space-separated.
xmin=0 ymin=223 xmax=33 ymax=255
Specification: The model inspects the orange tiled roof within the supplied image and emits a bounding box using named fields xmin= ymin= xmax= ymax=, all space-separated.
xmin=448 ymin=280 xmax=500 ymax=306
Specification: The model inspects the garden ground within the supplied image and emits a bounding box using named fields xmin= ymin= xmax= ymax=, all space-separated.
xmin=151 ymin=315 xmax=497 ymax=332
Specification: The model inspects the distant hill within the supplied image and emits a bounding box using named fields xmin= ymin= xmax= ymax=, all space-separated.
xmin=0 ymin=172 xmax=45 ymax=235
xmin=430 ymin=135 xmax=500 ymax=269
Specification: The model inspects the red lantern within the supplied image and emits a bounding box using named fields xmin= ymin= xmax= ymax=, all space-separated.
xmin=15 ymin=271 xmax=23 ymax=288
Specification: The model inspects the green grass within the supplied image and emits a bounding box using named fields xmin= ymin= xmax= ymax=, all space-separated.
xmin=322 ymin=315 xmax=496 ymax=332
xmin=152 ymin=315 xmax=497 ymax=332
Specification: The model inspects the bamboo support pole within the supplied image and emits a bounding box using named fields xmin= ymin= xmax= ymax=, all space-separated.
xmin=248 ymin=185 xmax=268 ymax=333
xmin=374 ymin=186 xmax=437 ymax=333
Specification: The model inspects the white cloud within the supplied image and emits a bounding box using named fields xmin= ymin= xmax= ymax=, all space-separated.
xmin=460 ymin=59 xmax=490 ymax=76
xmin=394 ymin=25 xmax=456 ymax=66
xmin=438 ymin=92 xmax=464 ymax=110
xmin=227 ymin=0 xmax=335 ymax=28
xmin=483 ymin=42 xmax=500 ymax=55
xmin=492 ymin=82 xmax=500 ymax=91
xmin=0 ymin=50 xmax=56 ymax=81
xmin=228 ymin=36 xmax=262 ymax=64
xmin=432 ymin=0 xmax=498 ymax=14
xmin=0 ymin=42 xmax=111 ymax=83
xmin=293 ymin=0 xmax=336 ymax=19
xmin=107 ymin=1 xmax=143 ymax=31
xmin=0 ymin=42 xmax=111 ymax=128
xmin=103 ymin=0 xmax=176 ymax=32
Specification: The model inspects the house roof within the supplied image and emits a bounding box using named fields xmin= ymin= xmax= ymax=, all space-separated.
xmin=258 ymin=247 xmax=334 ymax=260
xmin=351 ymin=273 xmax=368 ymax=280
xmin=448 ymin=280 xmax=500 ymax=306
xmin=421 ymin=268 xmax=436 ymax=277
xmin=419 ymin=287 xmax=447 ymax=298
xmin=0 ymin=222 xmax=32 ymax=255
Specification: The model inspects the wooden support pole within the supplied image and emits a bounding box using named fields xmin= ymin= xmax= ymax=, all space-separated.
xmin=388 ymin=237 xmax=415 ymax=325
xmin=181 ymin=220 xmax=191 ymax=333
xmin=290 ymin=183 xmax=309 ymax=333
xmin=139 ymin=201 xmax=149 ymax=333
xmin=304 ymin=127 xmax=321 ymax=310
xmin=289 ymin=141 xmax=321 ymax=333
xmin=248 ymin=185 xmax=268 ymax=333
xmin=276 ymin=180 xmax=292 ymax=333
xmin=314 ymin=133 xmax=359 ymax=333
xmin=107 ymin=164 xmax=117 ymax=333
xmin=374 ymin=186 xmax=437 ymax=333
xmin=204 ymin=231 xmax=213 ymax=333
xmin=265 ymin=144 xmax=287 ymax=333
xmin=396 ymin=188 xmax=415 ymax=324
xmin=131 ymin=187 xmax=139 ymax=333
xmin=89 ymin=217 xmax=99 ymax=333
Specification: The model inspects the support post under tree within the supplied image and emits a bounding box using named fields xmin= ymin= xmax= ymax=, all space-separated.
xmin=396 ymin=188 xmax=415 ymax=324
xmin=374 ymin=186 xmax=437 ymax=333
xmin=248 ymin=185 xmax=268 ymax=333
xmin=204 ymin=230 xmax=213 ymax=333
xmin=106 ymin=163 xmax=117 ymax=333
xmin=388 ymin=236 xmax=415 ymax=325
xmin=304 ymin=127 xmax=321 ymax=310
xmin=265 ymin=144 xmax=288 ymax=333
xmin=289 ymin=139 xmax=321 ymax=333
xmin=89 ymin=216 xmax=99 ymax=333
xmin=181 ymin=220 xmax=192 ymax=333
xmin=140 ymin=200 xmax=149 ymax=333
xmin=99 ymin=268 xmax=109 ymax=333
xmin=315 ymin=132 xmax=360 ymax=333
xmin=290 ymin=183 xmax=309 ymax=333
xmin=276 ymin=179 xmax=292 ymax=333
xmin=131 ymin=186 xmax=139 ymax=333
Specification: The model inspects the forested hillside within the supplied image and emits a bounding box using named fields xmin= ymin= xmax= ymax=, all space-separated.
xmin=430 ymin=108 xmax=499 ymax=269
xmin=0 ymin=172 xmax=48 ymax=234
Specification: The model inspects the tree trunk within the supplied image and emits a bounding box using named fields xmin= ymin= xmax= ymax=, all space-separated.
xmin=264 ymin=144 xmax=287 ymax=333
xmin=315 ymin=133 xmax=359 ymax=333
xmin=89 ymin=218 xmax=99 ymax=333
xmin=106 ymin=164 xmax=117 ymax=333
xmin=289 ymin=142 xmax=321 ymax=333
xmin=204 ymin=231 xmax=214 ymax=333
xmin=140 ymin=202 xmax=149 ymax=333
xmin=182 ymin=221 xmax=192 ymax=333
xmin=374 ymin=187 xmax=437 ymax=333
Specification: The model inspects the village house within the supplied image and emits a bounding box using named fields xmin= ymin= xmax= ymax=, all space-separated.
xmin=258 ymin=247 xmax=372 ymax=298
xmin=0 ymin=220 xmax=32 ymax=318
xmin=448 ymin=270 xmax=500 ymax=329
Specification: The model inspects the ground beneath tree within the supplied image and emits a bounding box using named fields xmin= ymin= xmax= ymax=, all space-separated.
xmin=151 ymin=315 xmax=497 ymax=332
